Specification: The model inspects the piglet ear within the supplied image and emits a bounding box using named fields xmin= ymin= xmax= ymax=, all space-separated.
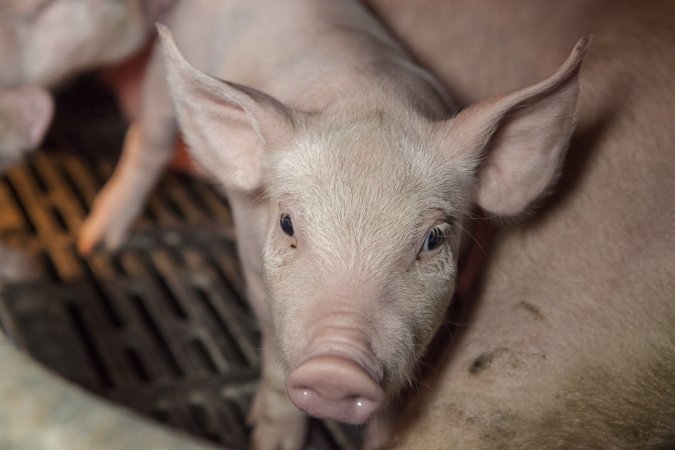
xmin=158 ymin=25 xmax=298 ymax=192
xmin=449 ymin=37 xmax=590 ymax=216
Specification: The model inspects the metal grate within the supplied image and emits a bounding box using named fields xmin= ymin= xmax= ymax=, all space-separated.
xmin=0 ymin=78 xmax=360 ymax=450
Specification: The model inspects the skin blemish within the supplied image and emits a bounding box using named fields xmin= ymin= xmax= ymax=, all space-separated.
xmin=470 ymin=353 xmax=494 ymax=375
xmin=469 ymin=347 xmax=510 ymax=375
xmin=514 ymin=301 xmax=546 ymax=321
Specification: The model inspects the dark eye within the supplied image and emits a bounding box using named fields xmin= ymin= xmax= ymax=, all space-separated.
xmin=280 ymin=213 xmax=294 ymax=236
xmin=421 ymin=226 xmax=445 ymax=252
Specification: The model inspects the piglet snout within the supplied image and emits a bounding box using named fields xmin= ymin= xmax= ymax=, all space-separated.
xmin=286 ymin=354 xmax=384 ymax=424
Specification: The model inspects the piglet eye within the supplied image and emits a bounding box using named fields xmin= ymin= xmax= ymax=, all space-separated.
xmin=421 ymin=226 xmax=445 ymax=252
xmin=280 ymin=213 xmax=294 ymax=236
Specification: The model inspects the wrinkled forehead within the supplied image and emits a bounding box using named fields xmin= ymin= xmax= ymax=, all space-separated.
xmin=267 ymin=113 xmax=473 ymax=225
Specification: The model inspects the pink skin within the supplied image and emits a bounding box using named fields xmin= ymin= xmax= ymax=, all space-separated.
xmin=0 ymin=0 xmax=173 ymax=173
xmin=97 ymin=43 xmax=197 ymax=172
xmin=0 ymin=0 xmax=164 ymax=87
xmin=287 ymin=354 xmax=384 ymax=425
xmin=0 ymin=2 xmax=588 ymax=448
xmin=285 ymin=309 xmax=387 ymax=424
xmin=154 ymin=1 xmax=587 ymax=446
xmin=364 ymin=1 xmax=675 ymax=448
xmin=0 ymin=0 xmax=182 ymax=254
xmin=0 ymin=86 xmax=53 ymax=170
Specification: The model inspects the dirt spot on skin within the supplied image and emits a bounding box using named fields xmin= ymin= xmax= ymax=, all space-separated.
xmin=469 ymin=347 xmax=509 ymax=375
xmin=469 ymin=346 xmax=545 ymax=376
xmin=469 ymin=353 xmax=493 ymax=375
xmin=514 ymin=300 xmax=546 ymax=321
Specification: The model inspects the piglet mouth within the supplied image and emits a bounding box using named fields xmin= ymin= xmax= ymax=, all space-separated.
xmin=286 ymin=354 xmax=384 ymax=425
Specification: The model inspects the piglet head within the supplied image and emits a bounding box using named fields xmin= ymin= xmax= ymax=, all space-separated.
xmin=159 ymin=26 xmax=588 ymax=424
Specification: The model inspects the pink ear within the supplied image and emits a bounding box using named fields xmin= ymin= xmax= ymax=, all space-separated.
xmin=449 ymin=37 xmax=589 ymax=216
xmin=158 ymin=25 xmax=298 ymax=192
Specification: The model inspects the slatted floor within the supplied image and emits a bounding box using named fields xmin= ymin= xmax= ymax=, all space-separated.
xmin=0 ymin=76 xmax=360 ymax=449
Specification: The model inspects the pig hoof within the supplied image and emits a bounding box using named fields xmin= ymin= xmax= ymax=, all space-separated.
xmin=78 ymin=185 xmax=140 ymax=254
xmin=78 ymin=215 xmax=125 ymax=255
xmin=76 ymin=225 xmax=99 ymax=255
xmin=248 ymin=384 xmax=307 ymax=450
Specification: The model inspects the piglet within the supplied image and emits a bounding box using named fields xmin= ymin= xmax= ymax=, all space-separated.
xmin=103 ymin=0 xmax=586 ymax=447
xmin=0 ymin=0 xmax=171 ymax=168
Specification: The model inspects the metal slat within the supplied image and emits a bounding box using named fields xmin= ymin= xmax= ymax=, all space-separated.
xmin=32 ymin=152 xmax=86 ymax=233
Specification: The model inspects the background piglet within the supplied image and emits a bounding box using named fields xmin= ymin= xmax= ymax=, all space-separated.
xmin=150 ymin=1 xmax=588 ymax=448
xmin=0 ymin=0 xmax=172 ymax=169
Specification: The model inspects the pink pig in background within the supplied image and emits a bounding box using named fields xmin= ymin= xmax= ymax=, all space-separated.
xmin=107 ymin=0 xmax=591 ymax=448
xmin=0 ymin=0 xmax=173 ymax=169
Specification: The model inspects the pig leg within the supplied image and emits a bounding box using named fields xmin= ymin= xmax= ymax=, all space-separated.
xmin=78 ymin=42 xmax=176 ymax=254
xmin=248 ymin=338 xmax=308 ymax=450
xmin=236 ymin=243 xmax=307 ymax=450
